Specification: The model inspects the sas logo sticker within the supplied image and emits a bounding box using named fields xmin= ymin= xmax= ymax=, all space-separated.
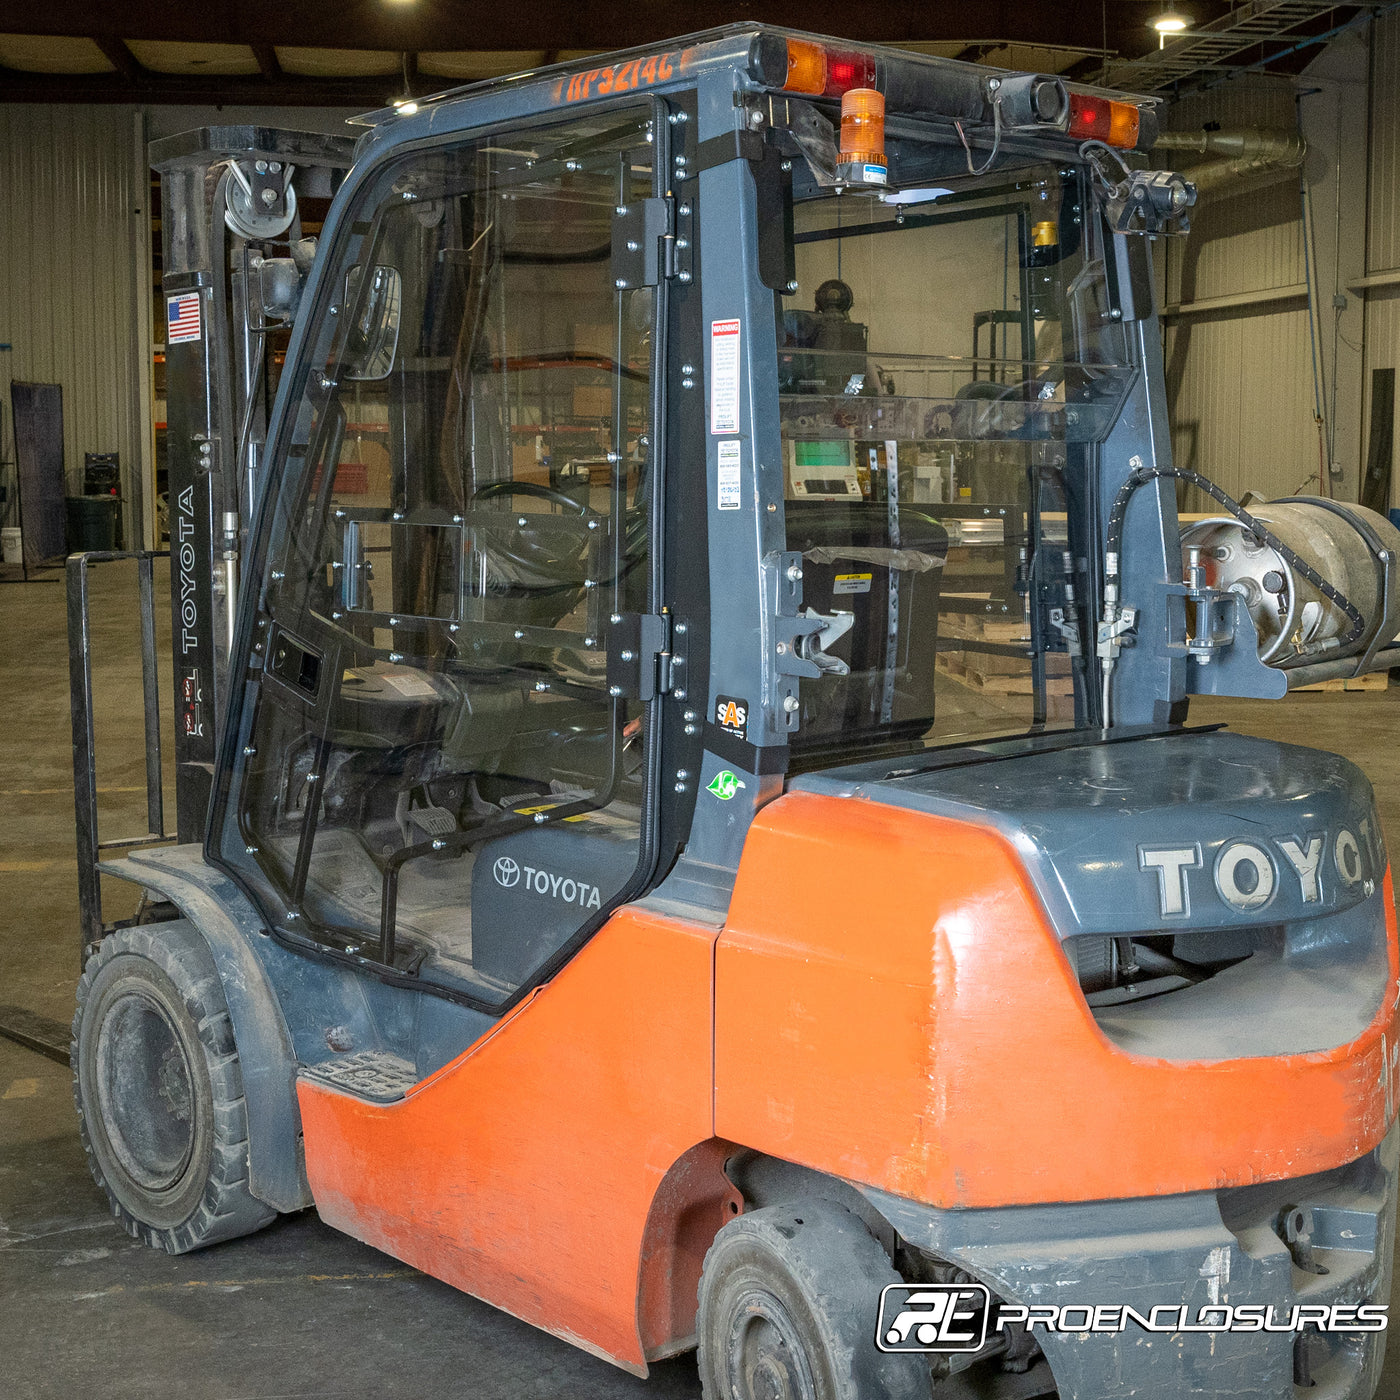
xmin=715 ymin=694 xmax=748 ymax=741
xmin=707 ymin=770 xmax=746 ymax=801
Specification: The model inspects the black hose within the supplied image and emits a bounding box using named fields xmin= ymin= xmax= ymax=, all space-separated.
xmin=1105 ymin=465 xmax=1367 ymax=664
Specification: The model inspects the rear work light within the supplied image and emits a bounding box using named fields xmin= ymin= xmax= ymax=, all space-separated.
xmin=1067 ymin=93 xmax=1142 ymax=150
xmin=781 ymin=38 xmax=877 ymax=98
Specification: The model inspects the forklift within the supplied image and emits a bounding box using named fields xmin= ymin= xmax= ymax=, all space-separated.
xmin=67 ymin=27 xmax=1400 ymax=1400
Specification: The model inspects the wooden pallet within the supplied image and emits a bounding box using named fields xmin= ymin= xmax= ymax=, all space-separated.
xmin=1292 ymin=671 xmax=1390 ymax=694
xmin=936 ymin=654 xmax=1074 ymax=696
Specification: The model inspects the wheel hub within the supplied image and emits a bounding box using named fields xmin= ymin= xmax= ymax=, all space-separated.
xmin=726 ymin=1289 xmax=819 ymax=1400
xmin=94 ymin=991 xmax=196 ymax=1192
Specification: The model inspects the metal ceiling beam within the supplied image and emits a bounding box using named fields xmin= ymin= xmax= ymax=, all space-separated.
xmin=250 ymin=41 xmax=282 ymax=80
xmin=0 ymin=2 xmax=1236 ymax=57
xmin=1104 ymin=0 xmax=1381 ymax=91
xmin=0 ymin=67 xmax=398 ymax=106
xmin=94 ymin=35 xmax=144 ymax=83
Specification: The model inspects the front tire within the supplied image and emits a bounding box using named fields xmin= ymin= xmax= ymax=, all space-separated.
xmin=72 ymin=922 xmax=276 ymax=1253
xmin=697 ymin=1198 xmax=929 ymax=1400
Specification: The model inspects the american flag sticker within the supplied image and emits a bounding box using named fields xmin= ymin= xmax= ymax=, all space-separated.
xmin=167 ymin=293 xmax=202 ymax=344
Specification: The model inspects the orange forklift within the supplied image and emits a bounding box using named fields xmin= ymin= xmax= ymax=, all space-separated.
xmin=68 ymin=27 xmax=1400 ymax=1399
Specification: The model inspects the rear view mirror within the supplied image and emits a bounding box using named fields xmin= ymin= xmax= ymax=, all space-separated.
xmin=342 ymin=265 xmax=402 ymax=381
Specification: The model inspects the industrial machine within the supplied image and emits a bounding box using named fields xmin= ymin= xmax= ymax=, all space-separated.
xmin=67 ymin=28 xmax=1400 ymax=1400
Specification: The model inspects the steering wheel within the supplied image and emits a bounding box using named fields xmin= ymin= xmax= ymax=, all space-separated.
xmin=471 ymin=480 xmax=592 ymax=516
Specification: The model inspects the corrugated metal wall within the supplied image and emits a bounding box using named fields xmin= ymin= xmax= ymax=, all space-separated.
xmin=1160 ymin=77 xmax=1321 ymax=503
xmin=1363 ymin=12 xmax=1400 ymax=476
xmin=0 ymin=105 xmax=149 ymax=545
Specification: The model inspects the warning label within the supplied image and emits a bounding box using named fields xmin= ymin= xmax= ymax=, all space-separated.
xmin=833 ymin=572 xmax=873 ymax=595
xmin=710 ymin=318 xmax=740 ymax=434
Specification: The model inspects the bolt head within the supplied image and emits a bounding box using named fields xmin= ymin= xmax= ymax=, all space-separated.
xmin=609 ymin=685 xmax=624 ymax=696
xmin=673 ymin=688 xmax=686 ymax=700
xmin=783 ymin=695 xmax=800 ymax=713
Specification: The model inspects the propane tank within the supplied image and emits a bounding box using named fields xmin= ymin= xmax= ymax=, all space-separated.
xmin=1180 ymin=499 xmax=1400 ymax=665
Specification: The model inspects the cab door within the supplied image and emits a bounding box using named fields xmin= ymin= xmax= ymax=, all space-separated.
xmin=220 ymin=102 xmax=668 ymax=1011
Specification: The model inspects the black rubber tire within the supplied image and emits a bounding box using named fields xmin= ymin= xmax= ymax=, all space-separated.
xmin=71 ymin=921 xmax=277 ymax=1254
xmin=697 ymin=1198 xmax=930 ymax=1400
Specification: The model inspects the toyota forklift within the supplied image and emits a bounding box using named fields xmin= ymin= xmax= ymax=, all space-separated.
xmin=67 ymin=27 xmax=1400 ymax=1400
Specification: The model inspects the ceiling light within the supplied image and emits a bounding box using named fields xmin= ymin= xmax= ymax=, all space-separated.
xmin=1152 ymin=9 xmax=1190 ymax=46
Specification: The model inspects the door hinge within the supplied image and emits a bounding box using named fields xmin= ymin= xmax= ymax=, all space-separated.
xmin=612 ymin=197 xmax=675 ymax=288
xmin=607 ymin=611 xmax=669 ymax=701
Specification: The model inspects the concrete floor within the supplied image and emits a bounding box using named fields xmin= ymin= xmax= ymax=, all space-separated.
xmin=3 ymin=566 xmax=1400 ymax=1397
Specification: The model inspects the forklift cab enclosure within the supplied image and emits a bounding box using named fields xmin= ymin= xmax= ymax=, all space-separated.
xmin=73 ymin=27 xmax=1400 ymax=1400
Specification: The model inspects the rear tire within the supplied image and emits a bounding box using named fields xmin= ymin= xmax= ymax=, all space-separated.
xmin=72 ymin=921 xmax=277 ymax=1253
xmin=697 ymin=1198 xmax=929 ymax=1400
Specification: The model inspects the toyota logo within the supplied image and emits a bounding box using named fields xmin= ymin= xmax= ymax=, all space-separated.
xmin=493 ymin=856 xmax=520 ymax=888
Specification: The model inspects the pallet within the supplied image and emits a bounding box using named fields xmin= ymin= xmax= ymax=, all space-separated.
xmin=1292 ymin=671 xmax=1390 ymax=694
xmin=936 ymin=654 xmax=1073 ymax=696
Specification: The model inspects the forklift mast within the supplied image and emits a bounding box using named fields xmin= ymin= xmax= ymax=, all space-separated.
xmin=152 ymin=127 xmax=354 ymax=840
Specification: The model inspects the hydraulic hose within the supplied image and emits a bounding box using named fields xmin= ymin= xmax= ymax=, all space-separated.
xmin=1104 ymin=465 xmax=1367 ymax=668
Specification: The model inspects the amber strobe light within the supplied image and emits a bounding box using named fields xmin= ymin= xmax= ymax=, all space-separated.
xmin=840 ymin=88 xmax=886 ymax=177
xmin=1066 ymin=93 xmax=1141 ymax=149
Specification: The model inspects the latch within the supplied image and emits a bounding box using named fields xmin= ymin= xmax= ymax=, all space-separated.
xmin=606 ymin=611 xmax=670 ymax=701
xmin=611 ymin=197 xmax=674 ymax=289
xmin=777 ymin=610 xmax=854 ymax=678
